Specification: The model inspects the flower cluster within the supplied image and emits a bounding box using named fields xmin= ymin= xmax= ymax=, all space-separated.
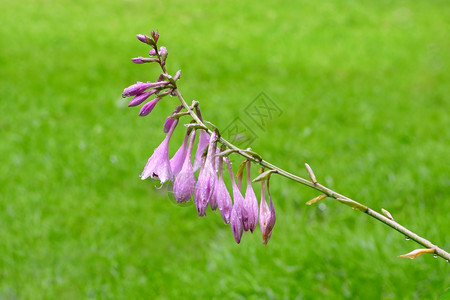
xmin=122 ymin=30 xmax=276 ymax=245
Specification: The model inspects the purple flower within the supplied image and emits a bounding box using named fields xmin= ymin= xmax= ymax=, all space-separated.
xmin=151 ymin=30 xmax=159 ymax=42
xmin=194 ymin=131 xmax=217 ymax=216
xmin=173 ymin=131 xmax=196 ymax=203
xmin=128 ymin=90 xmax=158 ymax=107
xmin=194 ymin=130 xmax=210 ymax=171
xmin=226 ymin=158 xmax=245 ymax=243
xmin=136 ymin=34 xmax=151 ymax=44
xmin=260 ymin=180 xmax=276 ymax=245
xmin=139 ymin=98 xmax=161 ymax=116
xmin=140 ymin=119 xmax=178 ymax=183
xmin=131 ymin=57 xmax=146 ymax=64
xmin=214 ymin=156 xmax=232 ymax=223
xmin=149 ymin=49 xmax=157 ymax=56
xmin=170 ymin=133 xmax=189 ymax=176
xmin=164 ymin=105 xmax=183 ymax=133
xmin=230 ymin=203 xmax=243 ymax=244
xmin=244 ymin=161 xmax=259 ymax=233
xmin=159 ymin=46 xmax=168 ymax=61
xmin=122 ymin=82 xmax=154 ymax=97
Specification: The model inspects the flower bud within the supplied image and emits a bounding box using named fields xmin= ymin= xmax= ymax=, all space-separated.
xmin=164 ymin=105 xmax=183 ymax=133
xmin=139 ymin=98 xmax=160 ymax=116
xmin=173 ymin=131 xmax=196 ymax=203
xmin=159 ymin=46 xmax=168 ymax=61
xmin=127 ymin=90 xmax=157 ymax=107
xmin=122 ymin=82 xmax=154 ymax=97
xmin=151 ymin=30 xmax=159 ymax=42
xmin=131 ymin=57 xmax=146 ymax=64
xmin=149 ymin=49 xmax=157 ymax=56
xmin=136 ymin=34 xmax=152 ymax=44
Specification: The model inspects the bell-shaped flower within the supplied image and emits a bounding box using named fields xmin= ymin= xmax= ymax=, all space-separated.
xmin=140 ymin=119 xmax=178 ymax=183
xmin=170 ymin=132 xmax=189 ymax=177
xmin=213 ymin=156 xmax=232 ymax=223
xmin=226 ymin=158 xmax=245 ymax=243
xmin=193 ymin=130 xmax=210 ymax=171
xmin=173 ymin=131 xmax=196 ymax=203
xmin=230 ymin=203 xmax=243 ymax=244
xmin=194 ymin=131 xmax=217 ymax=216
xmin=259 ymin=180 xmax=276 ymax=245
xmin=244 ymin=161 xmax=259 ymax=233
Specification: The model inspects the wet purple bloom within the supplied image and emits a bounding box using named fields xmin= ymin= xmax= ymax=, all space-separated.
xmin=128 ymin=90 xmax=158 ymax=107
xmin=226 ymin=158 xmax=245 ymax=243
xmin=194 ymin=130 xmax=210 ymax=171
xmin=173 ymin=131 xmax=196 ymax=203
xmin=139 ymin=98 xmax=160 ymax=116
xmin=164 ymin=105 xmax=183 ymax=133
xmin=260 ymin=180 xmax=276 ymax=245
xmin=170 ymin=133 xmax=189 ymax=176
xmin=230 ymin=204 xmax=243 ymax=244
xmin=140 ymin=120 xmax=178 ymax=183
xmin=244 ymin=161 xmax=259 ymax=233
xmin=194 ymin=131 xmax=217 ymax=216
xmin=214 ymin=156 xmax=232 ymax=223
xmin=122 ymin=82 xmax=154 ymax=97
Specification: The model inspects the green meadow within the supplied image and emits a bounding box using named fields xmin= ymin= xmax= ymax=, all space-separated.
xmin=0 ymin=0 xmax=449 ymax=298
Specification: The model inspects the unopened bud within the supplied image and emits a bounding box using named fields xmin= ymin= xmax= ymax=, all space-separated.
xmin=151 ymin=30 xmax=159 ymax=42
xmin=159 ymin=46 xmax=168 ymax=61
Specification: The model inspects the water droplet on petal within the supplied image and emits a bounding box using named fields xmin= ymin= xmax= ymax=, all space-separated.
xmin=433 ymin=254 xmax=438 ymax=258
xmin=405 ymin=236 xmax=410 ymax=241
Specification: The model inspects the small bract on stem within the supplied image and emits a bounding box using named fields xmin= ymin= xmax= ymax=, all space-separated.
xmin=121 ymin=30 xmax=450 ymax=260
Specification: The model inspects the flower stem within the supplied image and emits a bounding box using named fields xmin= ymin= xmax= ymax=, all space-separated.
xmin=155 ymin=48 xmax=450 ymax=262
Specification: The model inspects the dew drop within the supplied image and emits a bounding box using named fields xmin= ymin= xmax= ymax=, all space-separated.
xmin=433 ymin=254 xmax=438 ymax=258
xmin=405 ymin=236 xmax=410 ymax=241
xmin=446 ymin=259 xmax=449 ymax=263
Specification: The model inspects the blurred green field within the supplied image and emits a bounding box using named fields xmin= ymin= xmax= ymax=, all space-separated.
xmin=0 ymin=0 xmax=449 ymax=298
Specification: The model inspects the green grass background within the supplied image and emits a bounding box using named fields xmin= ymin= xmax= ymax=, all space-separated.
xmin=0 ymin=0 xmax=449 ymax=298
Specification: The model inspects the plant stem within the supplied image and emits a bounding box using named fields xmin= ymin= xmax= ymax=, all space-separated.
xmin=171 ymin=88 xmax=450 ymax=262
xmin=156 ymin=50 xmax=449 ymax=262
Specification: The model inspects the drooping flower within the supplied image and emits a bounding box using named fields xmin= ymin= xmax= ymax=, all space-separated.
xmin=244 ymin=161 xmax=259 ymax=233
xmin=194 ymin=130 xmax=210 ymax=171
xmin=230 ymin=203 xmax=243 ymax=244
xmin=140 ymin=119 xmax=178 ymax=183
xmin=163 ymin=105 xmax=183 ymax=133
xmin=260 ymin=180 xmax=276 ymax=245
xmin=226 ymin=158 xmax=245 ymax=243
xmin=170 ymin=132 xmax=189 ymax=177
xmin=194 ymin=131 xmax=217 ymax=216
xmin=214 ymin=155 xmax=232 ymax=223
xmin=173 ymin=131 xmax=196 ymax=203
